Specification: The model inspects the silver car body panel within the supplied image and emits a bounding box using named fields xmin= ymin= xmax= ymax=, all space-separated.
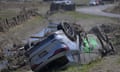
xmin=26 ymin=30 xmax=79 ymax=71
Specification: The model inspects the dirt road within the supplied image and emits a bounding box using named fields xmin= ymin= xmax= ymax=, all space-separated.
xmin=76 ymin=4 xmax=120 ymax=18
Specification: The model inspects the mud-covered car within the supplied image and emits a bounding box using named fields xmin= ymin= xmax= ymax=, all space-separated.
xmin=24 ymin=22 xmax=115 ymax=72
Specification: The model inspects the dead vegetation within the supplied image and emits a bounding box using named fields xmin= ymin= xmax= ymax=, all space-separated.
xmin=104 ymin=2 xmax=120 ymax=14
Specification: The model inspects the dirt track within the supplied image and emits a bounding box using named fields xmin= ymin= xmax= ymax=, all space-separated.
xmin=76 ymin=4 xmax=120 ymax=18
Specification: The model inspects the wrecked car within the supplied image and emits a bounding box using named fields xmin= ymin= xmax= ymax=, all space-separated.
xmin=24 ymin=21 xmax=115 ymax=72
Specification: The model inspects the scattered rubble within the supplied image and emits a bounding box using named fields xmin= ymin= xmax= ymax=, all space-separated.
xmin=99 ymin=23 xmax=120 ymax=54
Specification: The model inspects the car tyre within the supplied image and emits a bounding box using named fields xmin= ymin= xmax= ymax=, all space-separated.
xmin=60 ymin=22 xmax=76 ymax=41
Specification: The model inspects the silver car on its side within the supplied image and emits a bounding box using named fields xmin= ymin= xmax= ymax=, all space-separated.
xmin=24 ymin=22 xmax=80 ymax=72
xmin=25 ymin=30 xmax=80 ymax=72
xmin=24 ymin=22 xmax=115 ymax=72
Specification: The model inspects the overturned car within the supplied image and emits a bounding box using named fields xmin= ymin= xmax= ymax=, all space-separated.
xmin=24 ymin=22 xmax=115 ymax=72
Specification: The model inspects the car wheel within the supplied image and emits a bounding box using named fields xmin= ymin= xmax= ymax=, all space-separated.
xmin=72 ymin=23 xmax=84 ymax=35
xmin=60 ymin=22 xmax=76 ymax=41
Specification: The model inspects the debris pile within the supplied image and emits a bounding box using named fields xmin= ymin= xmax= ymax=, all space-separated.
xmin=99 ymin=23 xmax=120 ymax=54
xmin=111 ymin=3 xmax=120 ymax=14
xmin=104 ymin=2 xmax=120 ymax=14
xmin=0 ymin=42 xmax=26 ymax=71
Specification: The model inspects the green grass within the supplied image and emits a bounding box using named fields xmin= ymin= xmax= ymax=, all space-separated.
xmin=0 ymin=9 xmax=19 ymax=19
xmin=74 ymin=0 xmax=89 ymax=5
xmin=53 ymin=59 xmax=102 ymax=72
xmin=10 ymin=16 xmax=43 ymax=31
xmin=23 ymin=16 xmax=43 ymax=25
xmin=117 ymin=57 xmax=120 ymax=64
xmin=66 ymin=11 xmax=105 ymax=19
xmin=52 ymin=11 xmax=107 ymax=20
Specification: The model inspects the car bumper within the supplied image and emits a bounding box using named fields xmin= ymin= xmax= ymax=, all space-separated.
xmin=32 ymin=51 xmax=73 ymax=72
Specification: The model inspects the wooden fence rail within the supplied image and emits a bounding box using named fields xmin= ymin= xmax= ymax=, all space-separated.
xmin=0 ymin=8 xmax=38 ymax=32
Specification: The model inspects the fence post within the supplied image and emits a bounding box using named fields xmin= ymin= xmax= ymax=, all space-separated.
xmin=10 ymin=18 xmax=16 ymax=27
xmin=16 ymin=15 xmax=20 ymax=25
xmin=13 ymin=17 xmax=17 ymax=26
xmin=4 ymin=18 xmax=9 ymax=30
xmin=0 ymin=21 xmax=4 ymax=32
xmin=7 ymin=19 xmax=12 ymax=28
xmin=0 ymin=20 xmax=7 ymax=32
xmin=18 ymin=15 xmax=22 ymax=24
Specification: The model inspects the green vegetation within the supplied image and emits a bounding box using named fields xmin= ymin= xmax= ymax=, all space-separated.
xmin=74 ymin=0 xmax=89 ymax=5
xmin=51 ymin=11 xmax=107 ymax=21
xmin=23 ymin=16 xmax=43 ymax=25
xmin=0 ymin=9 xmax=19 ymax=19
xmin=10 ymin=16 xmax=43 ymax=32
xmin=53 ymin=59 xmax=102 ymax=72
xmin=66 ymin=11 xmax=107 ymax=19
xmin=117 ymin=58 xmax=120 ymax=64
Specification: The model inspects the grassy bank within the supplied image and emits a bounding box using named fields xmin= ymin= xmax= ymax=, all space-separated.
xmin=53 ymin=59 xmax=102 ymax=72
xmin=74 ymin=0 xmax=89 ymax=5
xmin=65 ymin=12 xmax=106 ymax=19
xmin=0 ymin=9 xmax=20 ymax=19
xmin=49 ymin=11 xmax=108 ymax=22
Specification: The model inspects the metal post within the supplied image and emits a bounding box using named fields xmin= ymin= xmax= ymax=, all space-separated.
xmin=76 ymin=35 xmax=81 ymax=63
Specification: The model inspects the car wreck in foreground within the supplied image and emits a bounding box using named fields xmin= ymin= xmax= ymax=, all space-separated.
xmin=24 ymin=21 xmax=115 ymax=72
